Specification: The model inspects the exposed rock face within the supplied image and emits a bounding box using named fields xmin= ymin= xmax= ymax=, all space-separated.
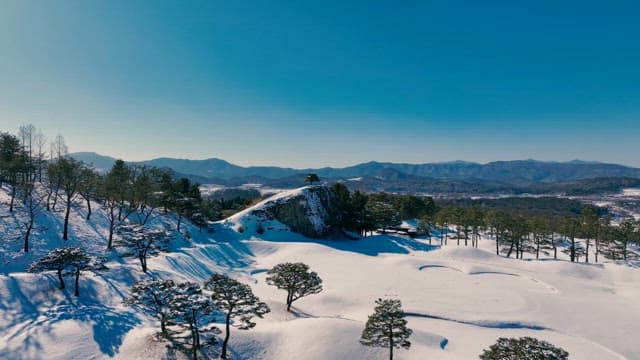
xmin=241 ymin=186 xmax=338 ymax=238
xmin=270 ymin=186 xmax=336 ymax=238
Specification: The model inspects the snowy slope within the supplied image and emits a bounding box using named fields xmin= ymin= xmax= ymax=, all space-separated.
xmin=1 ymin=186 xmax=640 ymax=359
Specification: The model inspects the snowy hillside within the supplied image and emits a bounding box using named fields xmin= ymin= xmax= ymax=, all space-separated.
xmin=1 ymin=186 xmax=640 ymax=359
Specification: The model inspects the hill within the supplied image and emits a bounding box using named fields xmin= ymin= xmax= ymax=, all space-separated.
xmin=1 ymin=185 xmax=640 ymax=359
xmin=70 ymin=153 xmax=640 ymax=186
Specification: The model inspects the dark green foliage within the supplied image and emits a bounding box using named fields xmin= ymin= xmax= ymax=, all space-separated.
xmin=0 ymin=132 xmax=29 ymax=212
xmin=204 ymin=274 xmax=270 ymax=359
xmin=124 ymin=279 xmax=177 ymax=336
xmin=116 ymin=225 xmax=170 ymax=273
xmin=438 ymin=197 xmax=597 ymax=218
xmin=305 ymin=173 xmax=320 ymax=185
xmin=49 ymin=157 xmax=89 ymax=240
xmin=479 ymin=337 xmax=569 ymax=359
xmin=360 ymin=298 xmax=412 ymax=360
xmin=330 ymin=183 xmax=369 ymax=234
xmin=171 ymin=178 xmax=202 ymax=232
xmin=266 ymin=262 xmax=323 ymax=311
xmin=167 ymin=282 xmax=220 ymax=360
xmin=29 ymin=247 xmax=105 ymax=296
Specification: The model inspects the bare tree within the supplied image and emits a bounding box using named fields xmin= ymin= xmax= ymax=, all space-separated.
xmin=22 ymin=183 xmax=45 ymax=252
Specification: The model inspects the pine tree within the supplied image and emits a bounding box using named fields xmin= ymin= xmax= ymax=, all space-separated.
xmin=0 ymin=132 xmax=29 ymax=212
xmin=479 ymin=337 xmax=569 ymax=359
xmin=124 ymin=279 xmax=177 ymax=337
xmin=29 ymin=247 xmax=104 ymax=296
xmin=50 ymin=157 xmax=87 ymax=240
xmin=266 ymin=262 xmax=323 ymax=312
xmin=167 ymin=282 xmax=219 ymax=360
xmin=360 ymin=298 xmax=412 ymax=360
xmin=204 ymin=273 xmax=270 ymax=359
xmin=28 ymin=248 xmax=72 ymax=290
xmin=305 ymin=173 xmax=320 ymax=185
xmin=116 ymin=224 xmax=170 ymax=273
xmin=103 ymin=160 xmax=130 ymax=249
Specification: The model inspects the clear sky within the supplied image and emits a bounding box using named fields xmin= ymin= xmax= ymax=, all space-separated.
xmin=1 ymin=1 xmax=639 ymax=168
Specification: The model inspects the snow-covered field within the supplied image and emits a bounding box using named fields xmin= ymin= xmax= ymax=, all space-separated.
xmin=1 ymin=187 xmax=639 ymax=359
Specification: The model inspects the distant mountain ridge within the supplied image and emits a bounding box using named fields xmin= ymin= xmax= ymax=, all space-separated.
xmin=70 ymin=152 xmax=640 ymax=186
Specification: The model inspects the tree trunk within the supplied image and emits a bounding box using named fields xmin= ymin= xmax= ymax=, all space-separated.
xmin=221 ymin=310 xmax=232 ymax=359
xmin=9 ymin=184 xmax=16 ymax=212
xmin=506 ymin=239 xmax=514 ymax=258
xmin=160 ymin=315 xmax=167 ymax=336
xmin=585 ymin=237 xmax=590 ymax=263
xmin=24 ymin=217 xmax=34 ymax=252
xmin=57 ymin=269 xmax=65 ymax=289
xmin=389 ymin=323 xmax=394 ymax=360
xmin=595 ymin=232 xmax=599 ymax=263
xmin=495 ymin=229 xmax=500 ymax=255
xmin=52 ymin=189 xmax=59 ymax=210
xmin=191 ymin=323 xmax=198 ymax=360
xmin=570 ymin=236 xmax=576 ymax=262
xmin=85 ymin=197 xmax=92 ymax=220
xmin=177 ymin=213 xmax=182 ymax=232
xmin=74 ymin=268 xmax=80 ymax=296
xmin=464 ymin=228 xmax=468 ymax=247
xmin=108 ymin=206 xmax=115 ymax=249
xmin=63 ymin=199 xmax=72 ymax=240
xmin=140 ymin=254 xmax=147 ymax=273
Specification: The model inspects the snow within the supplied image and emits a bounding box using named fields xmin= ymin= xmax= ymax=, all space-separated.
xmin=1 ymin=186 xmax=639 ymax=359
xmin=620 ymin=188 xmax=640 ymax=197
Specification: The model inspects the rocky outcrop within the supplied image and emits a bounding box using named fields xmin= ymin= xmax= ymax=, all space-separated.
xmin=269 ymin=186 xmax=336 ymax=238
xmin=232 ymin=186 xmax=339 ymax=238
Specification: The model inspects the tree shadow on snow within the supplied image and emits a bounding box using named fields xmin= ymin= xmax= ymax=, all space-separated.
xmin=312 ymin=234 xmax=439 ymax=257
xmin=0 ymin=276 xmax=139 ymax=358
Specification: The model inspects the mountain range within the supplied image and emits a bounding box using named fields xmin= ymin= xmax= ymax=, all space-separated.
xmin=70 ymin=152 xmax=640 ymax=195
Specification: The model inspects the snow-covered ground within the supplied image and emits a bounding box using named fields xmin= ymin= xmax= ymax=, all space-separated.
xmin=1 ymin=186 xmax=639 ymax=359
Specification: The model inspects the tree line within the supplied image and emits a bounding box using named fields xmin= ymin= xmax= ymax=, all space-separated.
xmin=421 ymin=204 xmax=639 ymax=263
xmin=328 ymin=182 xmax=639 ymax=263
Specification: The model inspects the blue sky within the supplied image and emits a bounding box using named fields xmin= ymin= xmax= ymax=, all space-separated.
xmin=1 ymin=1 xmax=639 ymax=167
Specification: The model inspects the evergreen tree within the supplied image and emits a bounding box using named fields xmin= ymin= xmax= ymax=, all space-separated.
xmin=28 ymin=248 xmax=72 ymax=290
xmin=29 ymin=247 xmax=104 ymax=296
xmin=78 ymin=167 xmax=100 ymax=220
xmin=305 ymin=173 xmax=320 ymax=185
xmin=0 ymin=132 xmax=29 ymax=212
xmin=204 ymin=274 xmax=270 ymax=359
xmin=50 ymin=157 xmax=88 ymax=240
xmin=266 ymin=262 xmax=323 ymax=311
xmin=360 ymin=298 xmax=412 ymax=360
xmin=479 ymin=337 xmax=569 ymax=359
xmin=366 ymin=199 xmax=400 ymax=233
xmin=116 ymin=224 xmax=170 ymax=273
xmin=171 ymin=178 xmax=201 ymax=232
xmin=103 ymin=160 xmax=130 ymax=248
xmin=124 ymin=279 xmax=177 ymax=337
xmin=167 ymin=282 xmax=219 ymax=360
